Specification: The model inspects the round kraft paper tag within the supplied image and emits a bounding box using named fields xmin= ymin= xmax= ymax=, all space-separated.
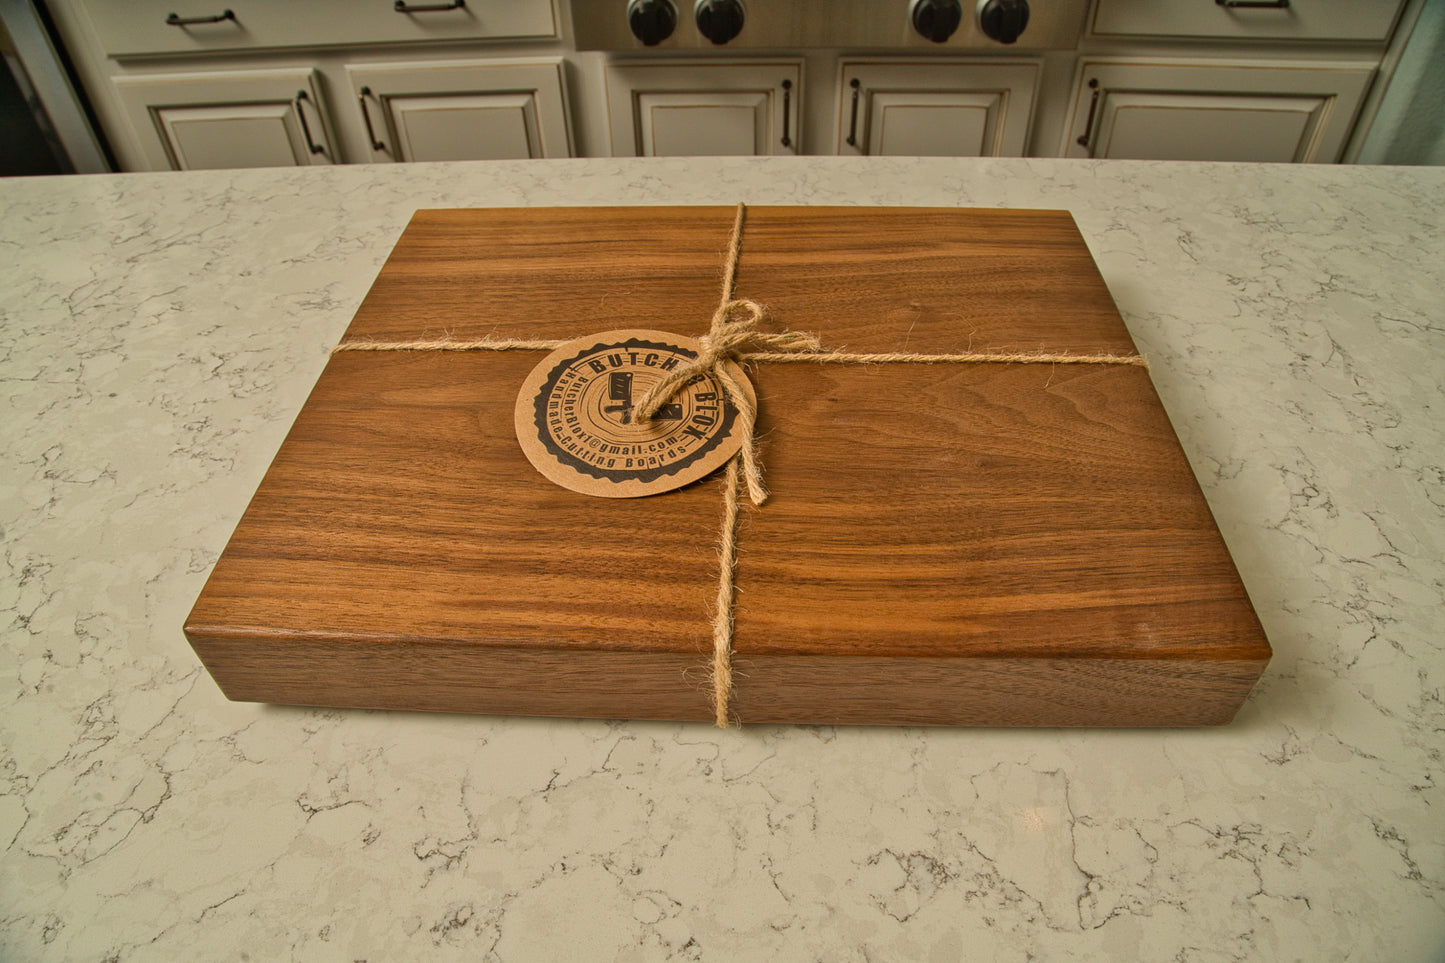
xmin=513 ymin=329 xmax=755 ymax=498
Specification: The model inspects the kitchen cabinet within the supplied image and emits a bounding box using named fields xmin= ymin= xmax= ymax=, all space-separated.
xmin=80 ymin=0 xmax=556 ymax=57
xmin=1090 ymin=0 xmax=1404 ymax=43
xmin=835 ymin=60 xmax=1039 ymax=157
xmin=49 ymin=0 xmax=572 ymax=170
xmin=44 ymin=0 xmax=1420 ymax=167
xmin=346 ymin=60 xmax=571 ymax=162
xmin=1062 ymin=59 xmax=1376 ymax=162
xmin=112 ymin=67 xmax=335 ymax=170
xmin=604 ymin=61 xmax=801 ymax=157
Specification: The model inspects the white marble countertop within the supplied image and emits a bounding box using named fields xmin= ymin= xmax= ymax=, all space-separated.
xmin=1 ymin=157 xmax=1441 ymax=961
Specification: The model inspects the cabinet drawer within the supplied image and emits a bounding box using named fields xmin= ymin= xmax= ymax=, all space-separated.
xmin=82 ymin=0 xmax=557 ymax=57
xmin=1091 ymin=0 xmax=1403 ymax=42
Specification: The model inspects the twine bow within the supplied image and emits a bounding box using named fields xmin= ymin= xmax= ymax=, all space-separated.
xmin=631 ymin=206 xmax=820 ymax=507
xmin=631 ymin=297 xmax=820 ymax=507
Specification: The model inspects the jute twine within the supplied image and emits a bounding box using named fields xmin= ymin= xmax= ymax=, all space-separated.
xmin=334 ymin=203 xmax=1147 ymax=727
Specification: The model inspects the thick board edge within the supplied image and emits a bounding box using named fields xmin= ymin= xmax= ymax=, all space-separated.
xmin=186 ymin=632 xmax=1268 ymax=728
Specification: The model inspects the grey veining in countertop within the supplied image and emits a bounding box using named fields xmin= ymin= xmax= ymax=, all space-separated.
xmin=1 ymin=157 xmax=1442 ymax=961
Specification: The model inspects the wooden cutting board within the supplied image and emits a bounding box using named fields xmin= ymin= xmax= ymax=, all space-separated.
xmin=185 ymin=206 xmax=1270 ymax=726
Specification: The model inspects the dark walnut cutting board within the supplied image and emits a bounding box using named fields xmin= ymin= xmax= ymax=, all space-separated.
xmin=184 ymin=206 xmax=1270 ymax=726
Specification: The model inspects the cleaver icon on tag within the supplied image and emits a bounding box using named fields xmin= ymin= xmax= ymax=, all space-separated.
xmin=602 ymin=372 xmax=682 ymax=424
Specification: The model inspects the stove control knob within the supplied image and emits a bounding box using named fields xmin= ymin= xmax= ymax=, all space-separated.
xmin=694 ymin=0 xmax=744 ymax=45
xmin=978 ymin=0 xmax=1030 ymax=44
xmin=628 ymin=0 xmax=677 ymax=46
xmin=911 ymin=0 xmax=963 ymax=43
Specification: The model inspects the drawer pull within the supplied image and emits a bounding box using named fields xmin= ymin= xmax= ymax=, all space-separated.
xmin=1215 ymin=0 xmax=1289 ymax=7
xmin=781 ymin=78 xmax=793 ymax=149
xmin=846 ymin=78 xmax=861 ymax=148
xmin=295 ymin=90 xmax=325 ymax=156
xmin=359 ymin=87 xmax=386 ymax=152
xmin=165 ymin=8 xmax=235 ymax=26
xmin=1075 ymin=77 xmax=1100 ymax=149
xmin=393 ymin=0 xmax=466 ymax=11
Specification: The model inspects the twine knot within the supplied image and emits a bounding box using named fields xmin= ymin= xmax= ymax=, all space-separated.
xmin=629 ymin=217 xmax=822 ymax=508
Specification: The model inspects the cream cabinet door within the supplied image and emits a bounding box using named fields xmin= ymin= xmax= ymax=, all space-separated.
xmin=836 ymin=60 xmax=1039 ymax=156
xmin=605 ymin=61 xmax=802 ymax=157
xmin=112 ymin=68 xmax=334 ymax=171
xmin=1063 ymin=59 xmax=1374 ymax=162
xmin=346 ymin=60 xmax=572 ymax=162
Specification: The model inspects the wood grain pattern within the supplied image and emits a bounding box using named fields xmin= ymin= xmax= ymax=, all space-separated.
xmin=186 ymin=206 xmax=1271 ymax=726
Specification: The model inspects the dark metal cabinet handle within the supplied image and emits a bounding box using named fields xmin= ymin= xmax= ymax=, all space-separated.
xmin=359 ymin=87 xmax=386 ymax=151
xmin=781 ymin=78 xmax=793 ymax=149
xmin=1216 ymin=0 xmax=1289 ymax=7
xmin=1075 ymin=78 xmax=1100 ymax=149
xmin=165 ymin=8 xmax=235 ymax=25
xmin=394 ymin=0 xmax=466 ymax=11
xmin=846 ymin=78 xmax=861 ymax=148
xmin=295 ymin=90 xmax=325 ymax=155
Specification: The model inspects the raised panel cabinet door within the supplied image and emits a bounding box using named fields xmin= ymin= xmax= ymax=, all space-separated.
xmin=1064 ymin=59 xmax=1375 ymax=162
xmin=837 ymin=61 xmax=1039 ymax=157
xmin=112 ymin=68 xmax=334 ymax=171
xmin=637 ymin=90 xmax=770 ymax=156
xmin=605 ymin=61 xmax=802 ymax=157
xmin=866 ymin=92 xmax=997 ymax=157
xmin=347 ymin=60 xmax=572 ymax=162
xmin=1094 ymin=92 xmax=1331 ymax=162
xmin=388 ymin=93 xmax=540 ymax=162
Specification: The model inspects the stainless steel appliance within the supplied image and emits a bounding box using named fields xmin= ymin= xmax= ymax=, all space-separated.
xmin=573 ymin=0 xmax=1088 ymax=52
xmin=0 ymin=0 xmax=110 ymax=174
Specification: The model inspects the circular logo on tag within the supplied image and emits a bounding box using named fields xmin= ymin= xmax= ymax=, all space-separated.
xmin=514 ymin=329 xmax=754 ymax=498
